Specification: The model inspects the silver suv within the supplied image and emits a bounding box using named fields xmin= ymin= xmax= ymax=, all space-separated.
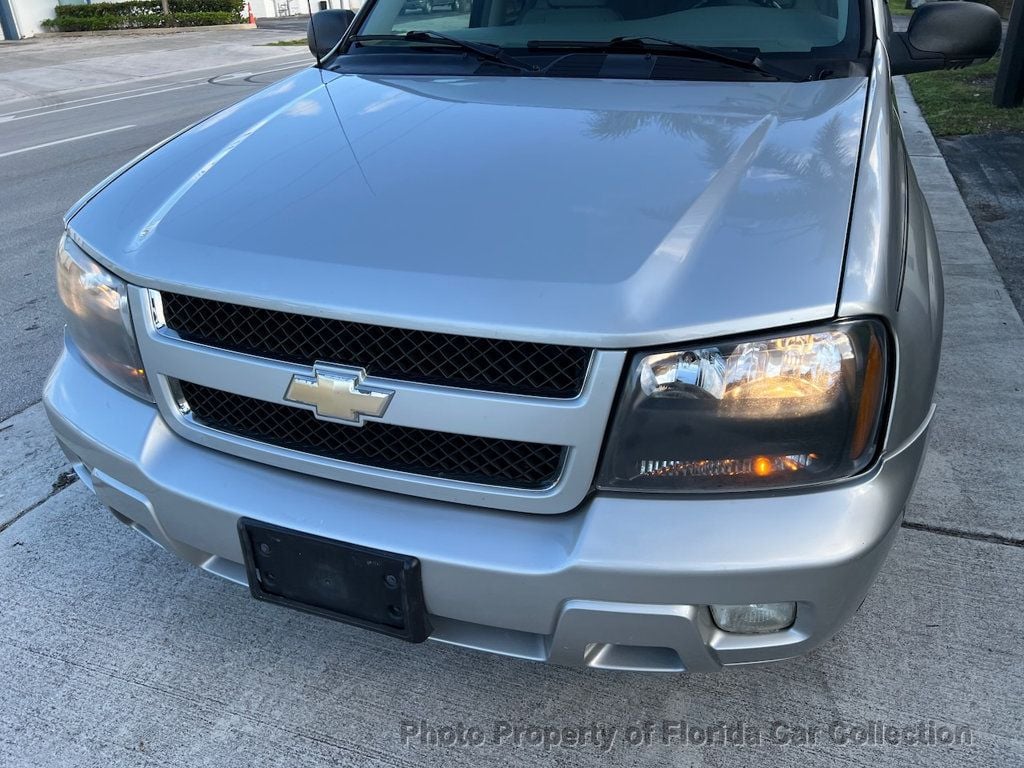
xmin=46 ymin=0 xmax=1000 ymax=671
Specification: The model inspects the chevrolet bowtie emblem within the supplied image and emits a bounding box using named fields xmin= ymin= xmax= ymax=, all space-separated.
xmin=284 ymin=364 xmax=393 ymax=426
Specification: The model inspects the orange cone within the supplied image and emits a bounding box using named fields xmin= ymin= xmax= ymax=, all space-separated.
xmin=247 ymin=2 xmax=255 ymax=23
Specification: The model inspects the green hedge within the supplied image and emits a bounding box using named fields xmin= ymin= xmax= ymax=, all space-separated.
xmin=52 ymin=0 xmax=242 ymax=16
xmin=172 ymin=10 xmax=239 ymax=24
xmin=170 ymin=0 xmax=242 ymax=12
xmin=44 ymin=0 xmax=243 ymax=31
xmin=42 ymin=16 xmax=163 ymax=30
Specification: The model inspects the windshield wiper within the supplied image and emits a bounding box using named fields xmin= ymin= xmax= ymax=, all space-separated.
xmin=527 ymin=36 xmax=789 ymax=79
xmin=349 ymin=32 xmax=539 ymax=73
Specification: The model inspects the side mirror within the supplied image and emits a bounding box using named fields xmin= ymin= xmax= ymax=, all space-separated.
xmin=890 ymin=1 xmax=1002 ymax=75
xmin=307 ymin=9 xmax=356 ymax=61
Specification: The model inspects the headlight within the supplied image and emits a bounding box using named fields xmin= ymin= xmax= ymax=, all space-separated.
xmin=56 ymin=236 xmax=152 ymax=401
xmin=597 ymin=320 xmax=888 ymax=491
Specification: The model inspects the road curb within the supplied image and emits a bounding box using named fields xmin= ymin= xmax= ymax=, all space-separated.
xmin=36 ymin=24 xmax=258 ymax=39
xmin=894 ymin=75 xmax=1024 ymax=542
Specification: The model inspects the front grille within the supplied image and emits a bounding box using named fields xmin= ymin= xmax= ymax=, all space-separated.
xmin=178 ymin=381 xmax=565 ymax=489
xmin=160 ymin=293 xmax=591 ymax=398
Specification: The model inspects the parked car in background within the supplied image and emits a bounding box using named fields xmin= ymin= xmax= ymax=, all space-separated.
xmin=401 ymin=0 xmax=466 ymax=14
xmin=47 ymin=0 xmax=1001 ymax=672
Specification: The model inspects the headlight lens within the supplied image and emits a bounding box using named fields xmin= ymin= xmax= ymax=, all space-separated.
xmin=56 ymin=236 xmax=152 ymax=401
xmin=597 ymin=320 xmax=888 ymax=491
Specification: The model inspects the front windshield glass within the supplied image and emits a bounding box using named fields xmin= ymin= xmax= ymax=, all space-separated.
xmin=353 ymin=0 xmax=861 ymax=58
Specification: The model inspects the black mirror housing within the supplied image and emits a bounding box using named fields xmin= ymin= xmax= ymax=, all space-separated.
xmin=308 ymin=9 xmax=357 ymax=61
xmin=890 ymin=1 xmax=1002 ymax=75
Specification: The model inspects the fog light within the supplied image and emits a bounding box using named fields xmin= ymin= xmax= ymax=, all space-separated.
xmin=710 ymin=602 xmax=796 ymax=634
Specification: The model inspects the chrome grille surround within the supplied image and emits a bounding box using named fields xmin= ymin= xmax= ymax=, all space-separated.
xmin=132 ymin=288 xmax=626 ymax=514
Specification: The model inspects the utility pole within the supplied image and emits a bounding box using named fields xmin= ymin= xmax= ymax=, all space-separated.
xmin=994 ymin=0 xmax=1023 ymax=107
xmin=0 ymin=0 xmax=20 ymax=40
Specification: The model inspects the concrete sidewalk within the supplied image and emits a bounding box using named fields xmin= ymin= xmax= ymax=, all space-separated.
xmin=1 ymin=83 xmax=1022 ymax=767
xmin=893 ymin=76 xmax=1024 ymax=545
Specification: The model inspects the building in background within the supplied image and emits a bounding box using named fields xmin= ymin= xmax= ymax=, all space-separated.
xmin=247 ymin=0 xmax=355 ymax=21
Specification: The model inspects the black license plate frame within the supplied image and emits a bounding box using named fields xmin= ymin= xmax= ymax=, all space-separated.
xmin=238 ymin=518 xmax=430 ymax=643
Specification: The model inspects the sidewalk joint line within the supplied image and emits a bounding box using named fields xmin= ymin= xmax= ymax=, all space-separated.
xmin=1 ymin=397 xmax=43 ymax=426
xmin=0 ymin=472 xmax=78 ymax=537
xmin=902 ymin=520 xmax=1024 ymax=549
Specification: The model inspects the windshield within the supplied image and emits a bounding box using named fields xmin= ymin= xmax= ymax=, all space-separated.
xmin=349 ymin=0 xmax=863 ymax=66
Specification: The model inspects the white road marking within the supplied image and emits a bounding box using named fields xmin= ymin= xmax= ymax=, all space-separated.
xmin=0 ymin=124 xmax=136 ymax=159
xmin=0 ymin=59 xmax=310 ymax=123
xmin=0 ymin=84 xmax=202 ymax=123
xmin=0 ymin=54 xmax=311 ymax=114
xmin=0 ymin=79 xmax=211 ymax=117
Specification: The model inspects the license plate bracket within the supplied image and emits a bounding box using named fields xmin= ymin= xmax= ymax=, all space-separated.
xmin=238 ymin=519 xmax=430 ymax=643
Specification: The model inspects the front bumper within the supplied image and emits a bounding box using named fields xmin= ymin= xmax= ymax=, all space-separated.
xmin=45 ymin=342 xmax=931 ymax=672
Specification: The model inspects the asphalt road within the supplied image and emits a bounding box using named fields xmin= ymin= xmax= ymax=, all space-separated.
xmin=940 ymin=132 xmax=1024 ymax=320
xmin=0 ymin=31 xmax=312 ymax=422
xmin=256 ymin=15 xmax=311 ymax=32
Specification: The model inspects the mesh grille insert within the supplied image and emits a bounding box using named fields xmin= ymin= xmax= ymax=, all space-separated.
xmin=178 ymin=381 xmax=565 ymax=489
xmin=161 ymin=293 xmax=591 ymax=398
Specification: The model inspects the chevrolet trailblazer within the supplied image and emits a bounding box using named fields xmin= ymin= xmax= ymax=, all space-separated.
xmin=45 ymin=0 xmax=1000 ymax=671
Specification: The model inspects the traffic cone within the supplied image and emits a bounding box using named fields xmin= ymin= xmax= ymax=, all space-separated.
xmin=247 ymin=2 xmax=256 ymax=24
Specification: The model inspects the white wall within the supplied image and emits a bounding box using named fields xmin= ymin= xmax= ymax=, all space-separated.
xmin=250 ymin=0 xmax=360 ymax=17
xmin=6 ymin=0 xmax=170 ymax=39
xmin=248 ymin=0 xmax=280 ymax=17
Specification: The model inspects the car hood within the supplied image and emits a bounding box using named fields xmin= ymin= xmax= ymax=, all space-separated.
xmin=70 ymin=68 xmax=868 ymax=348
